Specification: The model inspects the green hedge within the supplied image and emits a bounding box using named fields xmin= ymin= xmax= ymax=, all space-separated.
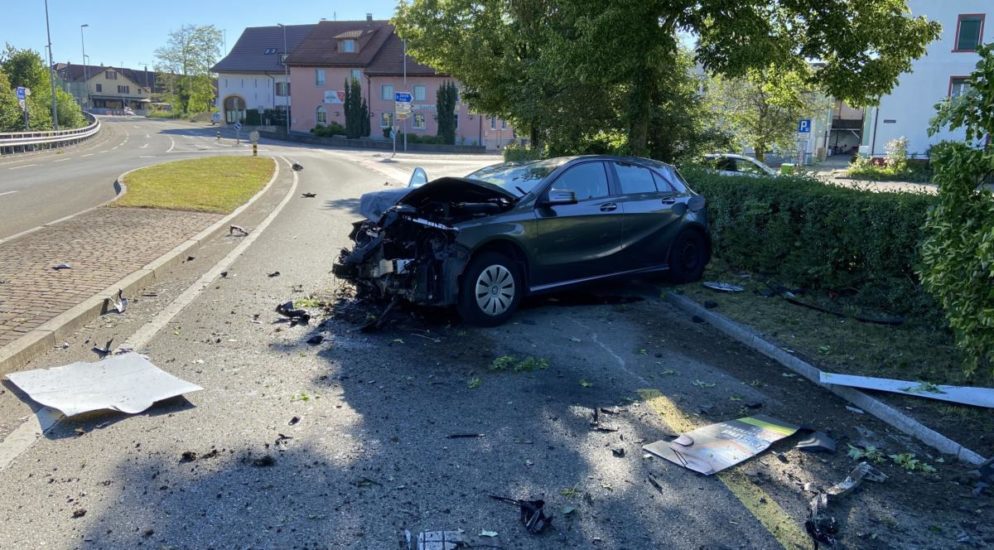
xmin=682 ymin=167 xmax=937 ymax=315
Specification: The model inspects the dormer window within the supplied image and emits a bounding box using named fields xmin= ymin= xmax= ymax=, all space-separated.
xmin=340 ymin=39 xmax=357 ymax=53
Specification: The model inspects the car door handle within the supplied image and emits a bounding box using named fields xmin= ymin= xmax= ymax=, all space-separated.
xmin=661 ymin=197 xmax=677 ymax=204
xmin=599 ymin=203 xmax=617 ymax=212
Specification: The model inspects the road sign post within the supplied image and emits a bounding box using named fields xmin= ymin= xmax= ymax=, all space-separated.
xmin=797 ymin=119 xmax=811 ymax=133
xmin=234 ymin=121 xmax=242 ymax=144
xmin=16 ymin=87 xmax=28 ymax=130
xmin=395 ymin=92 xmax=412 ymax=153
xmin=249 ymin=130 xmax=259 ymax=156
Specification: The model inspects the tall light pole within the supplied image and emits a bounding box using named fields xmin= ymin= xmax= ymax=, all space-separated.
xmin=80 ymin=24 xmax=89 ymax=109
xmin=277 ymin=23 xmax=290 ymax=135
xmin=44 ymin=0 xmax=59 ymax=129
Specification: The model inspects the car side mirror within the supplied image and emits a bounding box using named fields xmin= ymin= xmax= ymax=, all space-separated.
xmin=408 ymin=167 xmax=428 ymax=188
xmin=541 ymin=189 xmax=577 ymax=207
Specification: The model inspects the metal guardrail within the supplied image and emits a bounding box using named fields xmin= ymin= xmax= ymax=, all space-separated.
xmin=0 ymin=113 xmax=101 ymax=156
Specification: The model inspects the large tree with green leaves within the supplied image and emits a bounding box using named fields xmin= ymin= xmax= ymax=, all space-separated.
xmin=0 ymin=45 xmax=85 ymax=131
xmin=154 ymin=25 xmax=223 ymax=114
xmin=707 ymin=65 xmax=829 ymax=160
xmin=395 ymin=0 xmax=940 ymax=157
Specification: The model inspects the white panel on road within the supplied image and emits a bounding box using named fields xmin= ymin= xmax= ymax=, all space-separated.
xmin=6 ymin=353 xmax=202 ymax=417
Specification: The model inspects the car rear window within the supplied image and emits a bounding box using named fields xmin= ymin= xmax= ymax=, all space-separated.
xmin=614 ymin=163 xmax=658 ymax=194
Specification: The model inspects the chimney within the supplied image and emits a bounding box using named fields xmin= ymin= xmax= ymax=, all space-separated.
xmin=366 ymin=13 xmax=372 ymax=22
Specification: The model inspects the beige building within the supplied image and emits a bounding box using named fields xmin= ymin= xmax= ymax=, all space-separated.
xmin=55 ymin=63 xmax=157 ymax=113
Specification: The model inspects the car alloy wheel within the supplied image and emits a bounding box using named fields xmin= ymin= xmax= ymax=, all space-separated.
xmin=475 ymin=264 xmax=515 ymax=316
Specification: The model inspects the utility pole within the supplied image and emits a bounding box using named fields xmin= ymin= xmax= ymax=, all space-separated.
xmin=44 ymin=0 xmax=59 ymax=129
xmin=80 ymin=24 xmax=89 ymax=109
xmin=403 ymin=39 xmax=407 ymax=152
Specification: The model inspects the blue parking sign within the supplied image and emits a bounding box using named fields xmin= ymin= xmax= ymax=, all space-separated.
xmin=797 ymin=119 xmax=811 ymax=133
xmin=16 ymin=87 xmax=26 ymax=101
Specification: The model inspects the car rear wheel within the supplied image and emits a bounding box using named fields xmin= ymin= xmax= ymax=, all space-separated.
xmin=457 ymin=251 xmax=522 ymax=326
xmin=667 ymin=230 xmax=708 ymax=283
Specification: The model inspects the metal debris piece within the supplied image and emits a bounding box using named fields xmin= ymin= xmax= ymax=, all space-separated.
xmin=403 ymin=529 xmax=467 ymax=550
xmin=796 ymin=431 xmax=837 ymax=454
xmin=702 ymin=281 xmax=744 ymax=293
xmin=820 ymin=372 xmax=994 ymax=409
xmin=110 ymin=289 xmax=128 ymax=314
xmin=305 ymin=334 xmax=324 ymax=345
xmin=611 ymin=447 xmax=626 ymax=458
xmin=5 ymin=352 xmax=203 ymax=417
xmin=806 ymin=462 xmax=887 ymax=547
xmin=301 ymin=192 xmax=317 ymax=198
xmin=229 ymin=225 xmax=249 ymax=236
xmin=275 ymin=301 xmax=310 ymax=326
xmin=647 ymin=474 xmax=664 ymax=493
xmin=91 ymin=338 xmax=114 ymax=358
xmin=643 ymin=415 xmax=800 ymax=475
xmin=52 ymin=263 xmax=72 ymax=270
xmin=490 ymin=496 xmax=553 ymax=534
xmin=292 ymin=162 xmax=304 ymax=171
xmin=268 ymin=271 xmax=281 ymax=278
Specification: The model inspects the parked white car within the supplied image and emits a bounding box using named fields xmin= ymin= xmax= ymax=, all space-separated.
xmin=704 ymin=153 xmax=778 ymax=178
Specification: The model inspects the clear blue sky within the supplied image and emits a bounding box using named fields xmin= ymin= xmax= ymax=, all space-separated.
xmin=2 ymin=0 xmax=402 ymax=70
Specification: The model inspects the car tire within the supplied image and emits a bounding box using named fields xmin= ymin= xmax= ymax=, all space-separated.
xmin=667 ymin=230 xmax=708 ymax=283
xmin=457 ymin=251 xmax=523 ymax=327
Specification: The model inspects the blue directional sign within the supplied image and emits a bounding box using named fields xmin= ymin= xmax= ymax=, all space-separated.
xmin=15 ymin=87 xmax=26 ymax=101
xmin=394 ymin=92 xmax=412 ymax=103
xmin=797 ymin=119 xmax=811 ymax=133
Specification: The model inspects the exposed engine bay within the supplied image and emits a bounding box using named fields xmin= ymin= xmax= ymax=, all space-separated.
xmin=332 ymin=178 xmax=516 ymax=305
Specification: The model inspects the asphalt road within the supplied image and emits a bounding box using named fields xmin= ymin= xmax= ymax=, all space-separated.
xmin=0 ymin=132 xmax=984 ymax=548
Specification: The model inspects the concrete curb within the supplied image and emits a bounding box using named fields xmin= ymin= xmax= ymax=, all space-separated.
xmin=0 ymin=156 xmax=282 ymax=376
xmin=664 ymin=291 xmax=988 ymax=466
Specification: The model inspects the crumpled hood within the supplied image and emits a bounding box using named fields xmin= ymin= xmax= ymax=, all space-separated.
xmin=358 ymin=178 xmax=517 ymax=221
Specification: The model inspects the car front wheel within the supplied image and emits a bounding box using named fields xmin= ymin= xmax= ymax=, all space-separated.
xmin=667 ymin=230 xmax=708 ymax=283
xmin=457 ymin=251 xmax=522 ymax=326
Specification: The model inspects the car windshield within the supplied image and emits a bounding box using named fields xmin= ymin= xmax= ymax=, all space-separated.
xmin=466 ymin=158 xmax=569 ymax=196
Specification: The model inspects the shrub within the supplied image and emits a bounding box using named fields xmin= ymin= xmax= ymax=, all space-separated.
xmin=884 ymin=136 xmax=909 ymax=173
xmin=311 ymin=122 xmax=346 ymax=137
xmin=682 ymin=167 xmax=936 ymax=315
xmin=503 ymin=143 xmax=543 ymax=162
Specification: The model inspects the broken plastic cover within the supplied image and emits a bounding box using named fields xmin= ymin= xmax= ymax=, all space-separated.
xmin=820 ymin=372 xmax=994 ymax=408
xmin=5 ymin=353 xmax=203 ymax=417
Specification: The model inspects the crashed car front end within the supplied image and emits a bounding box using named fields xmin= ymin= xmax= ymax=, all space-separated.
xmin=332 ymin=178 xmax=515 ymax=306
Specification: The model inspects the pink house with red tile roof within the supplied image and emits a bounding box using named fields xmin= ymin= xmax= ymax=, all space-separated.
xmin=285 ymin=19 xmax=513 ymax=149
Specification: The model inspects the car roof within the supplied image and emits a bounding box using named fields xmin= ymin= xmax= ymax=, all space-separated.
xmin=704 ymin=153 xmax=755 ymax=161
xmin=546 ymin=154 xmax=679 ymax=170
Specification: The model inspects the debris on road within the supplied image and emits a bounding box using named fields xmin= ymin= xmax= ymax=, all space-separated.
xmin=845 ymin=406 xmax=865 ymax=415
xmin=796 ymin=431 xmax=837 ymax=454
xmin=5 ymin=352 xmax=203 ymax=417
xmin=403 ymin=529 xmax=467 ymax=550
xmin=249 ymin=455 xmax=276 ymax=467
xmin=805 ymin=462 xmax=887 ymax=547
xmin=52 ymin=263 xmax=72 ymax=270
xmin=292 ymin=162 xmax=304 ymax=171
xmin=109 ymin=289 xmax=128 ymax=314
xmin=288 ymin=416 xmax=301 ymax=426
xmin=267 ymin=271 xmax=281 ymax=278
xmin=490 ymin=495 xmax=553 ymax=534
xmin=643 ymin=415 xmax=799 ymax=475
xmin=784 ymin=295 xmax=904 ymax=325
xmin=647 ymin=474 xmax=664 ymax=493
xmin=72 ymin=509 xmax=86 ymax=518
xmin=590 ymin=408 xmax=619 ymax=432
xmin=91 ymin=338 xmax=114 ymax=358
xmin=446 ymin=433 xmax=484 ymax=439
xmin=702 ymin=281 xmax=744 ymax=293
xmin=479 ymin=530 xmax=498 ymax=538
xmin=229 ymin=224 xmax=250 ymax=237
xmin=275 ymin=301 xmax=310 ymax=326
xmin=612 ymin=446 xmax=626 ymax=457
xmin=301 ymin=192 xmax=317 ymax=198
xmin=820 ymin=372 xmax=994 ymax=408
xmin=305 ymin=334 xmax=324 ymax=345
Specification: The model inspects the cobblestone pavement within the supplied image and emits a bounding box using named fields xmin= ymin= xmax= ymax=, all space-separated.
xmin=0 ymin=207 xmax=221 ymax=348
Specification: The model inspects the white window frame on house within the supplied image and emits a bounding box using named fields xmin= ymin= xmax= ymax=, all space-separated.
xmin=501 ymin=120 xmax=508 ymax=129
xmin=105 ymin=70 xmax=117 ymax=80
xmin=316 ymin=105 xmax=327 ymax=124
xmin=341 ymin=39 xmax=357 ymax=53
xmin=315 ymin=69 xmax=326 ymax=86
xmin=275 ymin=82 xmax=290 ymax=97
xmin=380 ymin=111 xmax=394 ymax=128
xmin=413 ymin=112 xmax=426 ymax=130
xmin=95 ymin=83 xmax=102 ymax=92
xmin=117 ymin=85 xmax=129 ymax=94
xmin=414 ymin=85 xmax=426 ymax=101
xmin=381 ymin=84 xmax=394 ymax=101
xmin=351 ymin=69 xmax=362 ymax=82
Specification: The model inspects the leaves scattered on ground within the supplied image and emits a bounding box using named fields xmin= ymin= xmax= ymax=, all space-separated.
xmin=489 ymin=354 xmax=549 ymax=372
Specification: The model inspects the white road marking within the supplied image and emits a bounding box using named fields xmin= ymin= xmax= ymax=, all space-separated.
xmin=139 ymin=155 xmax=157 ymax=158
xmin=0 ymin=190 xmax=18 ymax=197
xmin=145 ymin=134 xmax=150 ymax=139
xmin=81 ymin=153 xmax=94 ymax=157
xmin=53 ymin=157 xmax=72 ymax=162
xmin=7 ymin=164 xmax=36 ymax=170
xmin=139 ymin=143 xmax=149 ymax=149
xmin=167 ymin=137 xmax=175 ymax=153
xmin=99 ymin=150 xmax=110 ymax=153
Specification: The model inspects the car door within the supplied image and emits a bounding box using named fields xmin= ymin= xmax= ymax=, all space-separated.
xmin=611 ymin=161 xmax=682 ymax=269
xmin=529 ymin=161 xmax=625 ymax=287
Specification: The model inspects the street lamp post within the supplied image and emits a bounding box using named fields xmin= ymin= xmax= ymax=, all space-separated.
xmin=43 ymin=0 xmax=59 ymax=129
xmin=277 ymin=23 xmax=290 ymax=136
xmin=80 ymin=24 xmax=89 ymax=109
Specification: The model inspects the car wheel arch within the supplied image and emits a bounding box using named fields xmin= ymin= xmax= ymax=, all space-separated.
xmin=668 ymin=225 xmax=712 ymax=265
xmin=465 ymin=239 xmax=530 ymax=290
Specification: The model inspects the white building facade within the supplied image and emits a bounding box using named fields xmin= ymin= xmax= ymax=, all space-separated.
xmin=861 ymin=0 xmax=989 ymax=157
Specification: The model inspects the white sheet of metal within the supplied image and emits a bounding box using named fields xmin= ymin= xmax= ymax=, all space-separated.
xmin=5 ymin=353 xmax=202 ymax=417
xmin=820 ymin=372 xmax=994 ymax=409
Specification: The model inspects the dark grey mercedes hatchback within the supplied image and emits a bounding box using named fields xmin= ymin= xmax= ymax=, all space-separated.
xmin=333 ymin=155 xmax=710 ymax=326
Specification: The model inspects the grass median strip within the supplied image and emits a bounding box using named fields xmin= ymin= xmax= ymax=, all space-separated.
xmin=115 ymin=156 xmax=276 ymax=213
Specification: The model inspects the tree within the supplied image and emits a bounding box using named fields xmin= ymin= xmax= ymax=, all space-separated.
xmin=1 ymin=45 xmax=85 ymax=130
xmin=154 ymin=25 xmax=222 ymax=114
xmin=707 ymin=65 xmax=828 ymax=161
xmin=343 ymin=78 xmax=370 ymax=139
xmin=436 ymin=81 xmax=457 ymax=145
xmin=920 ymin=44 xmax=994 ymax=375
xmin=0 ymin=71 xmax=24 ymax=131
xmin=395 ymin=0 xmax=940 ymax=157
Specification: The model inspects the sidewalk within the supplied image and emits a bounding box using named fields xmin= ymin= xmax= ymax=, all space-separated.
xmin=0 ymin=207 xmax=221 ymax=350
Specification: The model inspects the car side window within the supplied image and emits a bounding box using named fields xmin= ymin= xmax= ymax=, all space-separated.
xmin=737 ymin=160 xmax=764 ymax=175
xmin=551 ymin=162 xmax=610 ymax=201
xmin=651 ymin=170 xmax=676 ymax=193
xmin=715 ymin=157 xmax=736 ymax=171
xmin=614 ymin=163 xmax=657 ymax=194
